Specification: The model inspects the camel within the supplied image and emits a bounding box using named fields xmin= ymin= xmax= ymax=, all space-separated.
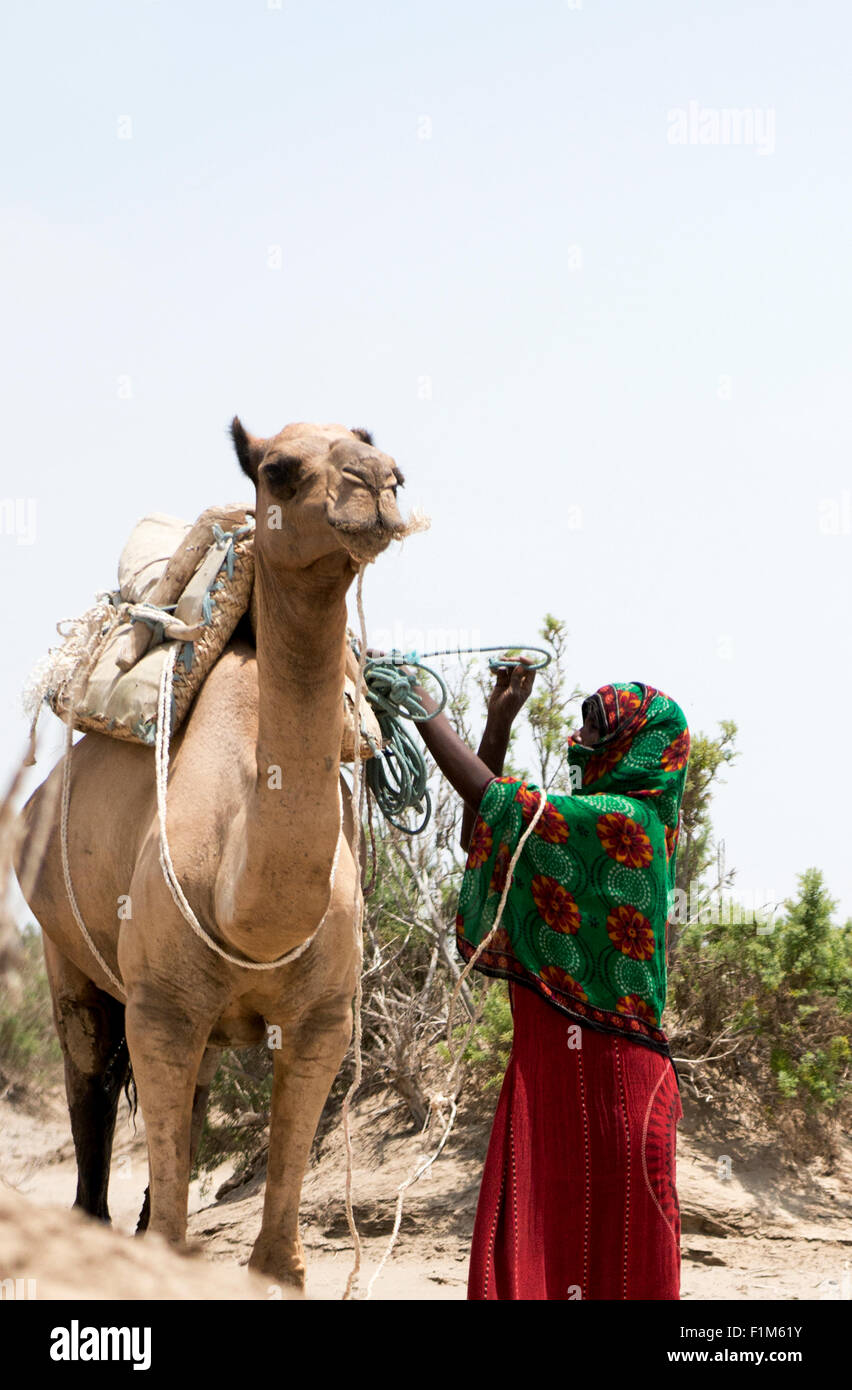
xmin=14 ymin=419 xmax=408 ymax=1288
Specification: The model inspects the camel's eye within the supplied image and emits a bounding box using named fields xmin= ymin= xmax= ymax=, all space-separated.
xmin=262 ymin=455 xmax=302 ymax=499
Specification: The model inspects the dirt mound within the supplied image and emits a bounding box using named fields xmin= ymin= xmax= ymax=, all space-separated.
xmin=0 ymin=1184 xmax=284 ymax=1300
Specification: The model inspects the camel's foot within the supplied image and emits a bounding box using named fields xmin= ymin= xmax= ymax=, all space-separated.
xmin=249 ymin=1235 xmax=306 ymax=1293
xmin=136 ymin=1208 xmax=189 ymax=1249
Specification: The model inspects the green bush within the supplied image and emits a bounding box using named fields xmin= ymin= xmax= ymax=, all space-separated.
xmin=0 ymin=924 xmax=62 ymax=1085
xmin=771 ymin=1036 xmax=851 ymax=1109
xmin=193 ymin=1046 xmax=273 ymax=1177
xmin=669 ymin=869 xmax=852 ymax=1130
xmin=438 ymin=981 xmax=514 ymax=1098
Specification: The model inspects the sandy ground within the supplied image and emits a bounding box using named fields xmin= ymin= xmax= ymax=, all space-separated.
xmin=2 ymin=1080 xmax=850 ymax=1301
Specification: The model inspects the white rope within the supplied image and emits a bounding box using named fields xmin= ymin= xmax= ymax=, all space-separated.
xmin=364 ymin=779 xmax=550 ymax=1298
xmin=58 ymin=605 xmax=128 ymax=998
xmin=444 ymin=784 xmax=549 ymax=1082
xmin=154 ymin=644 xmax=343 ymax=972
xmin=340 ymin=564 xmax=369 ymax=1300
xmin=60 ymin=709 xmax=127 ymax=998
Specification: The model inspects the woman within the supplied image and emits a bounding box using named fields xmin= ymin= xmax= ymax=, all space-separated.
xmin=409 ymin=663 xmax=690 ymax=1300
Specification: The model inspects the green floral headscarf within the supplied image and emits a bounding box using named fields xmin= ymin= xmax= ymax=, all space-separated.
xmin=456 ymin=683 xmax=690 ymax=1056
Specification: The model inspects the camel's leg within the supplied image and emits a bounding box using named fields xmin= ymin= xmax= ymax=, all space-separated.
xmin=249 ymin=997 xmax=352 ymax=1288
xmin=42 ymin=937 xmax=128 ymax=1222
xmin=124 ymin=994 xmax=212 ymax=1246
xmin=135 ymin=1044 xmax=220 ymax=1234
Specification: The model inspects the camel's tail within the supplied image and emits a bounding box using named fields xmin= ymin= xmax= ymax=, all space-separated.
xmin=105 ymin=1030 xmax=138 ymax=1124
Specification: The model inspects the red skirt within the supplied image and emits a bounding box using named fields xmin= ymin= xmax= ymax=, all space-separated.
xmin=468 ymin=982 xmax=683 ymax=1301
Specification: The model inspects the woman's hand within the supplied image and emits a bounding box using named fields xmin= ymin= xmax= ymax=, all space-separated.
xmin=486 ymin=659 xmax=536 ymax=730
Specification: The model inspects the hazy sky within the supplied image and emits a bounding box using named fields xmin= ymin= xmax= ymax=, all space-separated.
xmin=2 ymin=1 xmax=850 ymax=924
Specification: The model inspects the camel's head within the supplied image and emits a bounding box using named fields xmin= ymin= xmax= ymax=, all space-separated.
xmin=231 ymin=418 xmax=407 ymax=570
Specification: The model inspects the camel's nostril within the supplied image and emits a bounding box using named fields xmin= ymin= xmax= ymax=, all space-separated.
xmin=340 ymin=458 xmax=399 ymax=495
xmin=341 ymin=467 xmax=372 ymax=488
xmin=341 ymin=467 xmax=379 ymax=494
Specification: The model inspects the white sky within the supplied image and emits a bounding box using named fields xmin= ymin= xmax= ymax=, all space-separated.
xmin=2 ymin=0 xmax=850 ymax=924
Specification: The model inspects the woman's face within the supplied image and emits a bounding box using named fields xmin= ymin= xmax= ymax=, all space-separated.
xmin=577 ymin=701 xmax=601 ymax=747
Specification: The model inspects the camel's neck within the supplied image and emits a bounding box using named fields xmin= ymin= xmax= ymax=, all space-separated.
xmin=223 ymin=547 xmax=354 ymax=954
xmin=253 ymin=549 xmax=351 ymax=780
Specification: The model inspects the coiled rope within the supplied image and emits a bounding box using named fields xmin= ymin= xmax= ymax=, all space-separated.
xmin=357 ymin=644 xmax=551 ymax=834
xmin=355 ymin=655 xmax=445 ymax=834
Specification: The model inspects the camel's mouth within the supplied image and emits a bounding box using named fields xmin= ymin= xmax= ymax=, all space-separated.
xmin=329 ymin=516 xmax=403 ymax=562
xmin=326 ymin=479 xmax=407 ymax=561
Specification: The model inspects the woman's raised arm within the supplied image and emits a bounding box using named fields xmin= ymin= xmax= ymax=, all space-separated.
xmin=410 ymin=661 xmax=535 ymax=851
xmin=406 ymin=682 xmax=495 ymax=829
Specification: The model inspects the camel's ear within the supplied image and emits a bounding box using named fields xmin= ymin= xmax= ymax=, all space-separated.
xmin=350 ymin=427 xmax=374 ymax=446
xmin=230 ymin=416 xmax=265 ymax=485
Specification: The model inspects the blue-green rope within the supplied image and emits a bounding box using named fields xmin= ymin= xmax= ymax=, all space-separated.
xmin=352 ymin=643 xmax=552 ymax=834
xmin=416 ymin=644 xmax=553 ymax=673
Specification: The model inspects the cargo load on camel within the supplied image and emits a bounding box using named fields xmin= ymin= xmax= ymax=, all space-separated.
xmin=26 ymin=503 xmax=382 ymax=761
